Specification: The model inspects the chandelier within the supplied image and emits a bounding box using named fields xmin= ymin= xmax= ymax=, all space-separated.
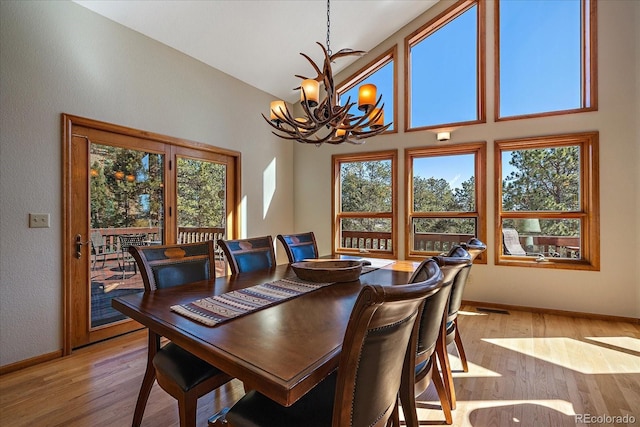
xmin=263 ymin=0 xmax=391 ymax=145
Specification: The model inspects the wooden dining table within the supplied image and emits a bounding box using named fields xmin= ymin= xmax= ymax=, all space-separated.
xmin=112 ymin=258 xmax=419 ymax=409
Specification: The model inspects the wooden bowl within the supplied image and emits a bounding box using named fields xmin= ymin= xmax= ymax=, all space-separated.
xmin=291 ymin=260 xmax=363 ymax=283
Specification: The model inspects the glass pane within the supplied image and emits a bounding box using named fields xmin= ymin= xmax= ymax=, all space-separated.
xmin=502 ymin=218 xmax=580 ymax=259
xmin=339 ymin=218 xmax=392 ymax=251
xmin=411 ymin=217 xmax=476 ymax=253
xmin=410 ymin=5 xmax=477 ymax=127
xmin=89 ymin=144 xmax=164 ymax=328
xmin=413 ymin=154 xmax=475 ymax=212
xmin=502 ymin=146 xmax=580 ymax=211
xmin=499 ymin=0 xmax=582 ymax=116
xmin=340 ymin=160 xmax=392 ymax=212
xmin=176 ymin=157 xmax=227 ymax=275
xmin=339 ymin=60 xmax=394 ymax=131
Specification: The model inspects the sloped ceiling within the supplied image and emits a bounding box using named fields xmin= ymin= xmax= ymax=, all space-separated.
xmin=74 ymin=0 xmax=438 ymax=102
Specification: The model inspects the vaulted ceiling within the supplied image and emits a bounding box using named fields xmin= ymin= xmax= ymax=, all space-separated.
xmin=74 ymin=0 xmax=438 ymax=102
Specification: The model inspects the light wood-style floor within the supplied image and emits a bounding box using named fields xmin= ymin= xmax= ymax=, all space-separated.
xmin=1 ymin=305 xmax=638 ymax=427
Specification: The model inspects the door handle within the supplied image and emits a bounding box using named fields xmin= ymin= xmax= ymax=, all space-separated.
xmin=75 ymin=234 xmax=90 ymax=259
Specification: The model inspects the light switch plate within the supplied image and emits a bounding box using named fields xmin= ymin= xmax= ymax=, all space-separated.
xmin=29 ymin=213 xmax=50 ymax=228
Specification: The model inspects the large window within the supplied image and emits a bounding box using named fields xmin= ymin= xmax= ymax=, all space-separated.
xmin=495 ymin=132 xmax=599 ymax=270
xmin=332 ymin=150 xmax=398 ymax=258
xmin=405 ymin=0 xmax=485 ymax=131
xmin=495 ymin=0 xmax=597 ymax=120
xmin=337 ymin=47 xmax=397 ymax=133
xmin=406 ymin=142 xmax=486 ymax=261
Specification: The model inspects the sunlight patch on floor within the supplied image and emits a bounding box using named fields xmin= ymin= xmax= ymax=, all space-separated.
xmin=585 ymin=336 xmax=640 ymax=353
xmin=483 ymin=337 xmax=640 ymax=374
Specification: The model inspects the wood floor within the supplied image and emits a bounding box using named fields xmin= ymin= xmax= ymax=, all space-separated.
xmin=1 ymin=305 xmax=638 ymax=427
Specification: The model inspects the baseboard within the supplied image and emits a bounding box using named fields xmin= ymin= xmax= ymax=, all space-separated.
xmin=462 ymin=300 xmax=640 ymax=324
xmin=0 ymin=349 xmax=63 ymax=376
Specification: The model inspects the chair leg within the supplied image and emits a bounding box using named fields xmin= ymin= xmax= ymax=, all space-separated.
xmin=177 ymin=393 xmax=197 ymax=427
xmin=453 ymin=319 xmax=469 ymax=372
xmin=399 ymin=371 xmax=418 ymax=427
xmin=132 ymin=358 xmax=156 ymax=427
xmin=132 ymin=331 xmax=160 ymax=427
xmin=430 ymin=357 xmax=453 ymax=425
xmin=436 ymin=337 xmax=456 ymax=410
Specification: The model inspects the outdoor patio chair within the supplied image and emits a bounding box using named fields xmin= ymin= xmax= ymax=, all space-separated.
xmin=90 ymin=230 xmax=117 ymax=270
xmin=118 ymin=234 xmax=148 ymax=278
xmin=502 ymin=228 xmax=544 ymax=257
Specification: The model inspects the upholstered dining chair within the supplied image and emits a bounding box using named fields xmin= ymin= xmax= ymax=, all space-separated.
xmin=217 ymin=235 xmax=276 ymax=275
xmin=461 ymin=237 xmax=487 ymax=263
xmin=399 ymin=252 xmax=471 ymax=426
xmin=128 ymin=241 xmax=233 ymax=427
xmin=276 ymin=232 xmax=318 ymax=263
xmin=438 ymin=244 xmax=481 ymax=409
xmin=209 ymin=259 xmax=445 ymax=427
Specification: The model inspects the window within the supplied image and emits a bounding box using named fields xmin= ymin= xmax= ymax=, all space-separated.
xmin=406 ymin=142 xmax=486 ymax=261
xmin=495 ymin=0 xmax=597 ymax=119
xmin=495 ymin=132 xmax=599 ymax=270
xmin=405 ymin=0 xmax=485 ymax=131
xmin=337 ymin=46 xmax=397 ymax=133
xmin=332 ymin=150 xmax=398 ymax=258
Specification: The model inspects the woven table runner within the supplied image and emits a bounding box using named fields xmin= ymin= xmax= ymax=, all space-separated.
xmin=171 ymin=265 xmax=379 ymax=327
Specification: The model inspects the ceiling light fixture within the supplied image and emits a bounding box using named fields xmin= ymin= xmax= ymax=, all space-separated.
xmin=263 ymin=0 xmax=391 ymax=145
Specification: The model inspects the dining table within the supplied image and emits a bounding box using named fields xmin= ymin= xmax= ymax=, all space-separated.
xmin=112 ymin=257 xmax=419 ymax=411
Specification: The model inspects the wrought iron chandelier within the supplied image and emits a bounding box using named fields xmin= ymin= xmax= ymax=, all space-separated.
xmin=263 ymin=0 xmax=391 ymax=145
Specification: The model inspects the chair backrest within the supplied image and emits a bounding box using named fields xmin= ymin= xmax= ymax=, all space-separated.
xmin=461 ymin=237 xmax=487 ymax=262
xmin=128 ymin=241 xmax=216 ymax=291
xmin=90 ymin=231 xmax=104 ymax=253
xmin=408 ymin=256 xmax=467 ymax=359
xmin=332 ymin=258 xmax=444 ymax=427
xmin=276 ymin=232 xmax=318 ymax=263
xmin=502 ymin=228 xmax=526 ymax=256
xmin=441 ymin=246 xmax=473 ymax=325
xmin=217 ymin=235 xmax=276 ymax=275
xmin=119 ymin=234 xmax=148 ymax=251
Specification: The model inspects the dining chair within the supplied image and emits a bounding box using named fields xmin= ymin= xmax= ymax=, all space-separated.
xmin=128 ymin=241 xmax=233 ymax=427
xmin=209 ymin=259 xmax=445 ymax=427
xmin=438 ymin=244 xmax=479 ymax=410
xmin=217 ymin=235 xmax=276 ymax=274
xmin=400 ymin=252 xmax=471 ymax=426
xmin=461 ymin=237 xmax=487 ymax=263
xmin=276 ymin=231 xmax=318 ymax=263
xmin=118 ymin=233 xmax=148 ymax=278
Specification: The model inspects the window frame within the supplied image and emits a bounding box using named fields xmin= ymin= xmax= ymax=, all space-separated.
xmin=336 ymin=46 xmax=398 ymax=135
xmin=495 ymin=132 xmax=600 ymax=270
xmin=494 ymin=0 xmax=598 ymax=121
xmin=405 ymin=142 xmax=487 ymax=262
xmin=332 ymin=150 xmax=398 ymax=258
xmin=404 ymin=0 xmax=486 ymax=132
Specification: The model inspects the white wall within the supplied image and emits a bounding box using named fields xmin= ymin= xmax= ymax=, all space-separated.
xmin=294 ymin=0 xmax=640 ymax=319
xmin=0 ymin=1 xmax=294 ymax=366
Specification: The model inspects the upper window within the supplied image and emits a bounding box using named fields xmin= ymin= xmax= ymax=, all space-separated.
xmin=406 ymin=142 xmax=486 ymax=261
xmin=337 ymin=47 xmax=397 ymax=133
xmin=405 ymin=0 xmax=485 ymax=131
xmin=332 ymin=150 xmax=398 ymax=258
xmin=496 ymin=0 xmax=597 ymax=120
xmin=495 ymin=132 xmax=599 ymax=270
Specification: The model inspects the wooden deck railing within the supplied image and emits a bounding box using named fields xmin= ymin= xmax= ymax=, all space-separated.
xmin=91 ymin=226 xmax=226 ymax=259
xmin=340 ymin=230 xmax=580 ymax=257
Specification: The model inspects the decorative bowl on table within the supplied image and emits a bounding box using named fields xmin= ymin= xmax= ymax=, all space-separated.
xmin=291 ymin=260 xmax=363 ymax=283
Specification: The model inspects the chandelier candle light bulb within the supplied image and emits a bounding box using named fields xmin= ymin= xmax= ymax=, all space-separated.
xmin=358 ymin=84 xmax=377 ymax=112
xmin=300 ymin=79 xmax=320 ymax=107
xmin=270 ymin=100 xmax=287 ymax=123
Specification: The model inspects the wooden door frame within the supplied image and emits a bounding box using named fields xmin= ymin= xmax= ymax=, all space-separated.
xmin=62 ymin=114 xmax=241 ymax=355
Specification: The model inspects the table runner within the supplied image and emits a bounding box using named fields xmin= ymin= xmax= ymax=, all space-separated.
xmin=171 ymin=264 xmax=380 ymax=327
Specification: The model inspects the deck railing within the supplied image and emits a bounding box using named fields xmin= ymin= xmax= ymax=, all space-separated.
xmin=340 ymin=230 xmax=580 ymax=257
xmin=91 ymin=226 xmax=225 ymax=259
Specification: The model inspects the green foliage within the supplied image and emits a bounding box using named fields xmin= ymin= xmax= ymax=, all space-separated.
xmin=177 ymin=158 xmax=226 ymax=227
xmin=502 ymin=146 xmax=580 ymax=236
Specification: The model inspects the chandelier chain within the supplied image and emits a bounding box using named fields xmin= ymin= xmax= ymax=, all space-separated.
xmin=326 ymin=0 xmax=331 ymax=56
